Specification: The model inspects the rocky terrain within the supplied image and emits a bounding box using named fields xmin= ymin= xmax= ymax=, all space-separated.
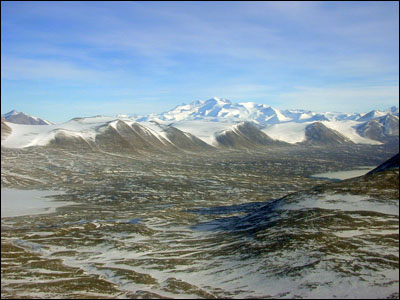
xmin=1 ymin=143 xmax=398 ymax=298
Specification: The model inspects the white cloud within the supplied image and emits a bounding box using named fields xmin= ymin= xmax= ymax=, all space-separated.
xmin=1 ymin=57 xmax=102 ymax=81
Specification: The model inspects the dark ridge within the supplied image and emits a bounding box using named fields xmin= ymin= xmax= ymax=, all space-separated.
xmin=215 ymin=122 xmax=288 ymax=149
xmin=366 ymin=153 xmax=399 ymax=175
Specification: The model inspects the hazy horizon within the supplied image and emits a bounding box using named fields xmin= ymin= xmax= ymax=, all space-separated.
xmin=2 ymin=96 xmax=399 ymax=124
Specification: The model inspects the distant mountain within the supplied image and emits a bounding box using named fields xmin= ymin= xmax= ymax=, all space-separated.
xmin=357 ymin=114 xmax=399 ymax=143
xmin=357 ymin=110 xmax=388 ymax=122
xmin=144 ymin=97 xmax=373 ymax=125
xmin=2 ymin=110 xmax=53 ymax=125
xmin=386 ymin=106 xmax=399 ymax=116
xmin=151 ymin=99 xmax=398 ymax=146
xmin=302 ymin=122 xmax=353 ymax=145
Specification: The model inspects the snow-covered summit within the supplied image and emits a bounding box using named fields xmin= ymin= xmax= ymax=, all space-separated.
xmin=2 ymin=110 xmax=53 ymax=125
xmin=357 ymin=110 xmax=388 ymax=122
xmin=147 ymin=97 xmax=289 ymax=125
xmin=3 ymin=110 xmax=18 ymax=118
xmin=146 ymin=97 xmax=391 ymax=126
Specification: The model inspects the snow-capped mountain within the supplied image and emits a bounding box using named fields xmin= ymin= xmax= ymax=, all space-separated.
xmin=142 ymin=97 xmax=367 ymax=125
xmin=141 ymin=97 xmax=398 ymax=146
xmin=357 ymin=113 xmax=399 ymax=143
xmin=357 ymin=110 xmax=388 ymax=122
xmin=2 ymin=110 xmax=53 ymax=125
xmin=1 ymin=98 xmax=398 ymax=151
xmin=141 ymin=97 xmax=399 ymax=127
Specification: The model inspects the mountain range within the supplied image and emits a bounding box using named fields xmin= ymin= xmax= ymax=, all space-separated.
xmin=1 ymin=98 xmax=398 ymax=152
xmin=136 ymin=97 xmax=398 ymax=125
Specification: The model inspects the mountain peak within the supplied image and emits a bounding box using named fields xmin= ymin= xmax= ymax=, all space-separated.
xmin=358 ymin=109 xmax=387 ymax=122
xmin=207 ymin=97 xmax=231 ymax=104
xmin=2 ymin=110 xmax=53 ymax=125
xmin=3 ymin=110 xmax=19 ymax=117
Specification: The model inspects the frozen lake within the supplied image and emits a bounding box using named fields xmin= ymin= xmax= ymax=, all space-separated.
xmin=1 ymin=189 xmax=71 ymax=218
xmin=310 ymin=166 xmax=376 ymax=180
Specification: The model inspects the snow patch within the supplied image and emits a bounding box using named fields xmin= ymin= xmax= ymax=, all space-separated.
xmin=1 ymin=189 xmax=74 ymax=218
xmin=283 ymin=193 xmax=399 ymax=216
xmin=321 ymin=120 xmax=382 ymax=145
xmin=262 ymin=122 xmax=310 ymax=143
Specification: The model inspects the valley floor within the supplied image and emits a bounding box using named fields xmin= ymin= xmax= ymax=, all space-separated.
xmin=1 ymin=145 xmax=398 ymax=298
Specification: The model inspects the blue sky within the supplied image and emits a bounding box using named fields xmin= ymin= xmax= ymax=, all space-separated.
xmin=1 ymin=1 xmax=399 ymax=123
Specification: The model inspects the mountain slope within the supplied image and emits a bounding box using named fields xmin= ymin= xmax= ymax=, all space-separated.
xmin=95 ymin=120 xmax=207 ymax=154
xmin=357 ymin=109 xmax=388 ymax=122
xmin=1 ymin=117 xmax=12 ymax=140
xmin=215 ymin=122 xmax=287 ymax=149
xmin=357 ymin=114 xmax=399 ymax=143
xmin=366 ymin=153 xmax=399 ymax=175
xmin=48 ymin=129 xmax=96 ymax=150
xmin=161 ymin=126 xmax=216 ymax=152
xmin=1 ymin=116 xmax=215 ymax=154
xmin=301 ymin=122 xmax=354 ymax=145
